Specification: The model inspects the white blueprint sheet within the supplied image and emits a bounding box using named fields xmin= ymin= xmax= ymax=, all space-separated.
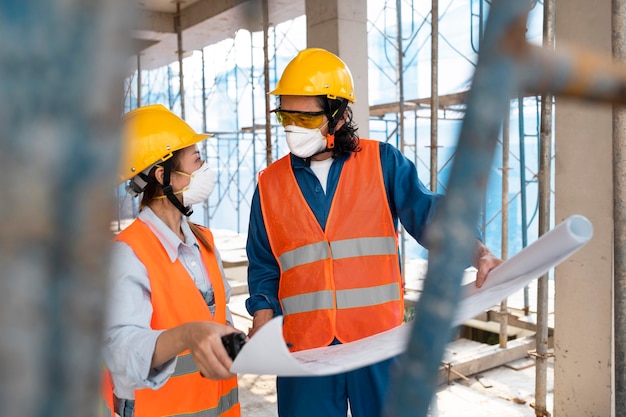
xmin=231 ymin=215 xmax=593 ymax=377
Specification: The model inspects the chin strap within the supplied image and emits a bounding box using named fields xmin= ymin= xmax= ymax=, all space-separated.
xmin=161 ymin=159 xmax=193 ymax=217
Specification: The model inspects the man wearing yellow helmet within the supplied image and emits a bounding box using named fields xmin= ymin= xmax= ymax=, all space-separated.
xmin=101 ymin=104 xmax=242 ymax=417
xmin=245 ymin=48 xmax=502 ymax=417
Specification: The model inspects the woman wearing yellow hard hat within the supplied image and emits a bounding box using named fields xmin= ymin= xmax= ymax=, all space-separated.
xmin=101 ymin=104 xmax=242 ymax=417
xmin=245 ymin=48 xmax=502 ymax=417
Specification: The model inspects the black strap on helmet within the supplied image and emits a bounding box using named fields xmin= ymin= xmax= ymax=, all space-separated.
xmin=126 ymin=172 xmax=153 ymax=197
xmin=323 ymin=98 xmax=349 ymax=150
xmin=327 ymin=98 xmax=348 ymax=133
xmin=161 ymin=158 xmax=193 ymax=217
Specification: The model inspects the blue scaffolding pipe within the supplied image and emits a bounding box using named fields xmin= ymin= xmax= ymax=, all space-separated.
xmin=0 ymin=1 xmax=132 ymax=416
xmin=384 ymin=1 xmax=534 ymax=415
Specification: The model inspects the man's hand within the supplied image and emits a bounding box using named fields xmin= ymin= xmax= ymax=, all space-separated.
xmin=474 ymin=241 xmax=503 ymax=288
xmin=247 ymin=309 xmax=274 ymax=338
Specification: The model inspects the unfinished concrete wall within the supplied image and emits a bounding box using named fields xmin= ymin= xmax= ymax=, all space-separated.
xmin=554 ymin=0 xmax=614 ymax=415
xmin=305 ymin=0 xmax=370 ymax=138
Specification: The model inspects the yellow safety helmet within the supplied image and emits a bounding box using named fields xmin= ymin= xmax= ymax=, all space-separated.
xmin=269 ymin=48 xmax=356 ymax=103
xmin=118 ymin=104 xmax=210 ymax=185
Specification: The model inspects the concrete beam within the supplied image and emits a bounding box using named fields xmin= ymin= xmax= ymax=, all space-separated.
xmin=129 ymin=0 xmax=305 ymax=71
xmin=134 ymin=9 xmax=175 ymax=34
xmin=182 ymin=0 xmax=257 ymax=32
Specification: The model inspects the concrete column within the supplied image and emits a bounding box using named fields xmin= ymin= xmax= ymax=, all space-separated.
xmin=305 ymin=0 xmax=370 ymax=138
xmin=554 ymin=0 xmax=614 ymax=415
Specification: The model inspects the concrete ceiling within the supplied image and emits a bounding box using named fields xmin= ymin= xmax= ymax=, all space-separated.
xmin=131 ymin=0 xmax=305 ymax=70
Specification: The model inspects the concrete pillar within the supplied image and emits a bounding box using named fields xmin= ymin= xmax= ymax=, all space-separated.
xmin=305 ymin=0 xmax=370 ymax=138
xmin=554 ymin=0 xmax=614 ymax=415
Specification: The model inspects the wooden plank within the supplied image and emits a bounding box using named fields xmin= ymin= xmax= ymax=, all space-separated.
xmin=438 ymin=336 xmax=536 ymax=385
xmin=369 ymin=92 xmax=469 ymax=118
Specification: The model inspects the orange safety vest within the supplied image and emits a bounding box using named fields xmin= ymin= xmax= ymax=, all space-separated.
xmin=102 ymin=219 xmax=240 ymax=417
xmin=98 ymin=365 xmax=114 ymax=417
xmin=258 ymin=139 xmax=404 ymax=352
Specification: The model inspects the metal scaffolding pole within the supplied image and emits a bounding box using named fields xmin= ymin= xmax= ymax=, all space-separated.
xmin=613 ymin=0 xmax=626 ymax=413
xmin=499 ymin=103 xmax=510 ymax=348
xmin=137 ymin=53 xmax=142 ymax=107
xmin=175 ymin=1 xmax=185 ymax=119
xmin=430 ymin=0 xmax=439 ymax=192
xmin=250 ymin=30 xmax=258 ymax=178
xmin=396 ymin=0 xmax=407 ymax=280
xmin=533 ymin=1 xmax=555 ymax=415
xmin=518 ymin=94 xmax=531 ymax=316
xmin=263 ymin=0 xmax=273 ymax=167
xmin=201 ymin=49 xmax=210 ymax=227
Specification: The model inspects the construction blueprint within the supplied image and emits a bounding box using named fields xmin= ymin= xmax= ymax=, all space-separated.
xmin=231 ymin=215 xmax=593 ymax=376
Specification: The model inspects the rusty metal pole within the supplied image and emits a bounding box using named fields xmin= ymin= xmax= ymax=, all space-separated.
xmin=396 ymin=0 xmax=407 ymax=282
xmin=175 ymin=1 xmax=185 ymax=119
xmin=613 ymin=0 xmax=626 ymax=413
xmin=396 ymin=0 xmax=405 ymax=156
xmin=201 ymin=48 xmax=210 ymax=226
xmin=0 ymin=1 xmax=131 ymax=417
xmin=137 ymin=54 xmax=142 ymax=107
xmin=499 ymin=104 xmax=510 ymax=348
xmin=263 ymin=0 xmax=273 ymax=167
xmin=430 ymin=0 xmax=439 ymax=192
xmin=533 ymin=0 xmax=555 ymax=415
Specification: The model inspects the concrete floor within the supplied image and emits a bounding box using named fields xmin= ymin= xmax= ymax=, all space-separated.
xmin=229 ymin=292 xmax=553 ymax=417
xmin=219 ymin=231 xmax=554 ymax=417
xmin=234 ymin=350 xmax=553 ymax=417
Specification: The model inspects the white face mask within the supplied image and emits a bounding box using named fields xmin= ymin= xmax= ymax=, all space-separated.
xmin=285 ymin=125 xmax=328 ymax=159
xmin=182 ymin=163 xmax=216 ymax=205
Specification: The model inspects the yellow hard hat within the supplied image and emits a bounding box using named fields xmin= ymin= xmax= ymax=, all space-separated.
xmin=270 ymin=48 xmax=356 ymax=103
xmin=118 ymin=104 xmax=210 ymax=184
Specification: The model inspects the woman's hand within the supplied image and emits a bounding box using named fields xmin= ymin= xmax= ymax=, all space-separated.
xmin=152 ymin=321 xmax=240 ymax=380
xmin=183 ymin=322 xmax=238 ymax=380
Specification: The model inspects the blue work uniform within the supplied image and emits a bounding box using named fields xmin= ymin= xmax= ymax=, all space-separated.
xmin=246 ymin=140 xmax=443 ymax=417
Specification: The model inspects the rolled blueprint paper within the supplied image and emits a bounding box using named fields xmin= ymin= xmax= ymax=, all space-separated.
xmin=454 ymin=214 xmax=593 ymax=325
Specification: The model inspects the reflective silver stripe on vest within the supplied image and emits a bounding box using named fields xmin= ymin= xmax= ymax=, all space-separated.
xmin=167 ymin=386 xmax=239 ymax=417
xmin=282 ymin=290 xmax=335 ymax=315
xmin=280 ymin=237 xmax=399 ymax=315
xmin=329 ymin=237 xmax=397 ymax=260
xmin=278 ymin=241 xmax=330 ymax=272
xmin=172 ymin=353 xmax=198 ymax=377
xmin=282 ymin=284 xmax=400 ymax=315
xmin=99 ymin=399 xmax=112 ymax=417
xmin=336 ymin=283 xmax=400 ymax=309
xmin=278 ymin=237 xmax=395 ymax=272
